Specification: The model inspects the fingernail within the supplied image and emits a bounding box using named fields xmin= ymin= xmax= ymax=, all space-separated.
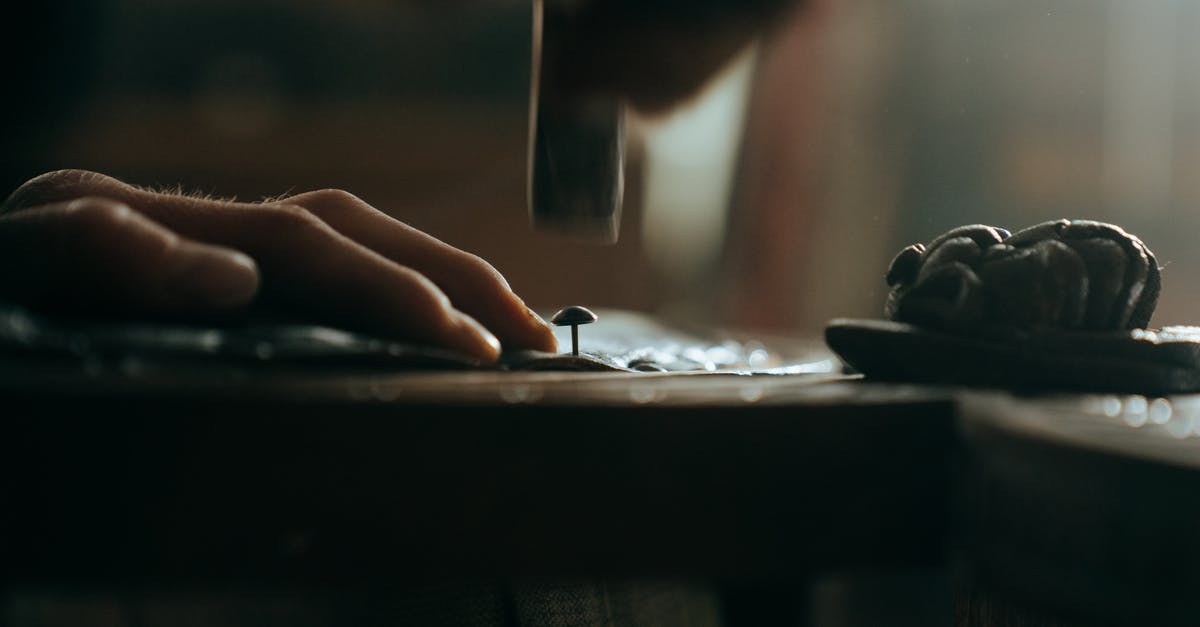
xmin=170 ymin=248 xmax=259 ymax=307
xmin=454 ymin=312 xmax=501 ymax=362
xmin=525 ymin=305 xmax=550 ymax=328
xmin=525 ymin=305 xmax=559 ymax=352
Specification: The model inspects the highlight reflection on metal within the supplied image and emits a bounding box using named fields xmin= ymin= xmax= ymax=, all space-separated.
xmin=527 ymin=0 xmax=624 ymax=243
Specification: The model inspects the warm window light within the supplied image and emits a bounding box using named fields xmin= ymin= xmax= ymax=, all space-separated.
xmin=640 ymin=46 xmax=759 ymax=288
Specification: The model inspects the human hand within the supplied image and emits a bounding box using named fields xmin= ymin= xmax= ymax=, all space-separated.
xmin=0 ymin=169 xmax=557 ymax=363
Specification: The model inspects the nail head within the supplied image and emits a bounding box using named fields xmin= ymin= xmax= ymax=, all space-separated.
xmin=550 ymin=306 xmax=598 ymax=327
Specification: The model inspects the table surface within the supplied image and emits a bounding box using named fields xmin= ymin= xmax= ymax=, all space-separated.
xmin=6 ymin=358 xmax=1200 ymax=625
xmin=956 ymin=391 xmax=1200 ymax=626
xmin=0 ymin=363 xmax=956 ymax=586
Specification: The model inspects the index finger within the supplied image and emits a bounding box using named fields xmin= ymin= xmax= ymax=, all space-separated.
xmin=284 ymin=189 xmax=558 ymax=354
xmin=4 ymin=170 xmax=555 ymax=354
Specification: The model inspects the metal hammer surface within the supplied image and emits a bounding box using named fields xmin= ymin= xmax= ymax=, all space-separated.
xmin=527 ymin=0 xmax=625 ymax=243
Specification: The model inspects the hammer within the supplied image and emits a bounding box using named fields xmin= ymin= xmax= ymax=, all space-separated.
xmin=527 ymin=0 xmax=625 ymax=244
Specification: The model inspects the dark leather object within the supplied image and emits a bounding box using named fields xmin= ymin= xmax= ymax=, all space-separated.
xmin=826 ymin=318 xmax=1200 ymax=394
xmin=826 ymin=220 xmax=1191 ymax=393
xmin=0 ymin=301 xmax=484 ymax=371
xmin=0 ymin=302 xmax=817 ymax=376
xmin=885 ymin=220 xmax=1160 ymax=333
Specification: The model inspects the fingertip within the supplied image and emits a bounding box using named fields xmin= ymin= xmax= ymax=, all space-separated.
xmin=221 ymin=251 xmax=261 ymax=306
xmin=521 ymin=306 xmax=559 ymax=353
xmin=451 ymin=311 xmax=502 ymax=364
xmin=167 ymin=244 xmax=260 ymax=309
xmin=483 ymin=300 xmax=558 ymax=354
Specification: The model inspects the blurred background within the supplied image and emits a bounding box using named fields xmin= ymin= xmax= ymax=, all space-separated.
xmin=4 ymin=0 xmax=1200 ymax=338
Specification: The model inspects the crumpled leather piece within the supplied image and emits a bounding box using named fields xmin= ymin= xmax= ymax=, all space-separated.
xmin=0 ymin=303 xmax=820 ymax=375
xmin=824 ymin=220 xmax=1188 ymax=393
xmin=826 ymin=318 xmax=1200 ymax=394
xmin=885 ymin=220 xmax=1160 ymax=332
xmin=0 ymin=302 xmax=484 ymax=370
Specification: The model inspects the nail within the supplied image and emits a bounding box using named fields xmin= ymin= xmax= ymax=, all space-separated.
xmin=550 ymin=305 xmax=597 ymax=356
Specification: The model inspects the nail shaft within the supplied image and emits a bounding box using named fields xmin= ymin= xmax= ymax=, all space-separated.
xmin=550 ymin=306 xmax=597 ymax=357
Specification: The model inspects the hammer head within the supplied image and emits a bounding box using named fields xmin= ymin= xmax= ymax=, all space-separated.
xmin=527 ymin=0 xmax=625 ymax=244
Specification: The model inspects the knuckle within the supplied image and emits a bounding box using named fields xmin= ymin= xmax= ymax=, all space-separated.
xmin=254 ymin=203 xmax=331 ymax=237
xmin=290 ymin=188 xmax=365 ymax=219
xmin=57 ymin=198 xmax=158 ymax=257
xmin=460 ymin=252 xmax=510 ymax=289
xmin=64 ymin=197 xmax=135 ymax=234
xmin=304 ymin=188 xmax=362 ymax=207
xmin=402 ymin=266 xmax=454 ymax=309
xmin=465 ymin=253 xmax=503 ymax=280
xmin=423 ymin=248 xmax=513 ymax=303
xmin=2 ymin=169 xmax=114 ymax=213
